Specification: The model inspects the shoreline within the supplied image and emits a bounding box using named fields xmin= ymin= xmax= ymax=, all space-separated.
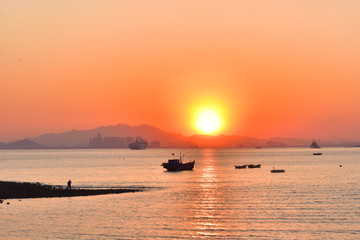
xmin=0 ymin=181 xmax=144 ymax=200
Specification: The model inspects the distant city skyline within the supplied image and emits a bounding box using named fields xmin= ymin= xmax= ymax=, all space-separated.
xmin=1 ymin=1 xmax=360 ymax=142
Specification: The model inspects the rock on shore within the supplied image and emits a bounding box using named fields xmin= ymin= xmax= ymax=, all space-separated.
xmin=0 ymin=181 xmax=143 ymax=199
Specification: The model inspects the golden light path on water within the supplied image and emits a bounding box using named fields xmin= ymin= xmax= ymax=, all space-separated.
xmin=192 ymin=149 xmax=226 ymax=238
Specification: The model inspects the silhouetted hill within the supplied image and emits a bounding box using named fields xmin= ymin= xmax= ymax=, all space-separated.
xmin=0 ymin=139 xmax=47 ymax=149
xmin=30 ymin=124 xmax=192 ymax=148
xmin=5 ymin=123 xmax=358 ymax=149
xmin=27 ymin=123 xmax=315 ymax=148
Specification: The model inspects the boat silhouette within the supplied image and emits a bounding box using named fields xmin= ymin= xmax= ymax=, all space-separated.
xmin=271 ymin=167 xmax=285 ymax=173
xmin=247 ymin=164 xmax=261 ymax=168
xmin=128 ymin=139 xmax=148 ymax=150
xmin=235 ymin=164 xmax=247 ymax=169
xmin=161 ymin=153 xmax=195 ymax=171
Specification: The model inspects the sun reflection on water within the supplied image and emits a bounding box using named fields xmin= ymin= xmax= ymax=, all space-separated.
xmin=191 ymin=149 xmax=227 ymax=238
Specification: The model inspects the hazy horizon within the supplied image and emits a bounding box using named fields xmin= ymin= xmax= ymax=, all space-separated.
xmin=1 ymin=122 xmax=359 ymax=145
xmin=1 ymin=1 xmax=360 ymax=142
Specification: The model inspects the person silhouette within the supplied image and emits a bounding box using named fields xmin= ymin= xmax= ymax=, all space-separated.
xmin=67 ymin=180 xmax=72 ymax=189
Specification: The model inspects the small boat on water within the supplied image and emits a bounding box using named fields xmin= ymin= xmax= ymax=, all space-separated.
xmin=161 ymin=153 xmax=195 ymax=171
xmin=313 ymin=153 xmax=322 ymax=155
xmin=248 ymin=164 xmax=261 ymax=168
xmin=271 ymin=167 xmax=285 ymax=173
xmin=235 ymin=164 xmax=247 ymax=169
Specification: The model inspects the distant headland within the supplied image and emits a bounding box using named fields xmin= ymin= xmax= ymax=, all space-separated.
xmin=0 ymin=124 xmax=359 ymax=149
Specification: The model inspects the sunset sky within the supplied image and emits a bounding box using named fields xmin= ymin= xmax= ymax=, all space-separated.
xmin=1 ymin=1 xmax=360 ymax=142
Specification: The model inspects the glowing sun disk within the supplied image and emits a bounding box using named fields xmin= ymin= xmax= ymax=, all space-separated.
xmin=196 ymin=110 xmax=221 ymax=134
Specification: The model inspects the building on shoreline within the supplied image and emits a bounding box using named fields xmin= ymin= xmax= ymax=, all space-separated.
xmin=89 ymin=133 xmax=104 ymax=148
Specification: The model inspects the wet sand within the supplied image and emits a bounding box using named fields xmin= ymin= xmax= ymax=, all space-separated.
xmin=0 ymin=181 xmax=144 ymax=199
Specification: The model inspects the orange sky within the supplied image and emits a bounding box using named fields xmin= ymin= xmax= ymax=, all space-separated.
xmin=1 ymin=0 xmax=360 ymax=142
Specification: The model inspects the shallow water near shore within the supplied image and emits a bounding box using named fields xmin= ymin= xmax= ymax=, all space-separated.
xmin=0 ymin=148 xmax=359 ymax=239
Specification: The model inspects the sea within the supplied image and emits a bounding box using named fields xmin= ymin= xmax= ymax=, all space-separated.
xmin=0 ymin=148 xmax=359 ymax=240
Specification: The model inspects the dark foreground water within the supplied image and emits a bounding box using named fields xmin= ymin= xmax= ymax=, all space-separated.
xmin=0 ymin=148 xmax=359 ymax=239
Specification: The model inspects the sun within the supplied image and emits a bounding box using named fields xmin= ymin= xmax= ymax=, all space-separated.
xmin=196 ymin=109 xmax=221 ymax=134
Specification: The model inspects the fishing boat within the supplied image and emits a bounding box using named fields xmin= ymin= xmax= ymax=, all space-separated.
xmin=161 ymin=153 xmax=195 ymax=171
xmin=271 ymin=167 xmax=285 ymax=173
xmin=248 ymin=164 xmax=261 ymax=168
xmin=235 ymin=164 xmax=247 ymax=169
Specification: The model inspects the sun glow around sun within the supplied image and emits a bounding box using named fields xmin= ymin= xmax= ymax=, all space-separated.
xmin=196 ymin=109 xmax=221 ymax=134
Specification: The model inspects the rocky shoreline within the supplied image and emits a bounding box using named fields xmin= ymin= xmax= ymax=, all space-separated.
xmin=0 ymin=181 xmax=144 ymax=200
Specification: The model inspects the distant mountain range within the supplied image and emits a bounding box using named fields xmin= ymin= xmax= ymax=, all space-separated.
xmin=0 ymin=139 xmax=47 ymax=149
xmin=1 ymin=123 xmax=359 ymax=149
xmin=31 ymin=124 xmax=189 ymax=148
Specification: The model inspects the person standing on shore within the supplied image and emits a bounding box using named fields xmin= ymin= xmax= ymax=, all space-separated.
xmin=67 ymin=180 xmax=72 ymax=189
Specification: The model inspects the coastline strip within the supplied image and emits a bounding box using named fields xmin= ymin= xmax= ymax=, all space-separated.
xmin=0 ymin=181 xmax=144 ymax=199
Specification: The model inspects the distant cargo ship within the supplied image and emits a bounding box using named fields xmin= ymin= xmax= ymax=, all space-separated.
xmin=128 ymin=140 xmax=148 ymax=150
xmin=310 ymin=139 xmax=321 ymax=148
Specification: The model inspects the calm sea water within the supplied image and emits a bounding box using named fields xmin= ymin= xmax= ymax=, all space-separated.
xmin=0 ymin=148 xmax=359 ymax=239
